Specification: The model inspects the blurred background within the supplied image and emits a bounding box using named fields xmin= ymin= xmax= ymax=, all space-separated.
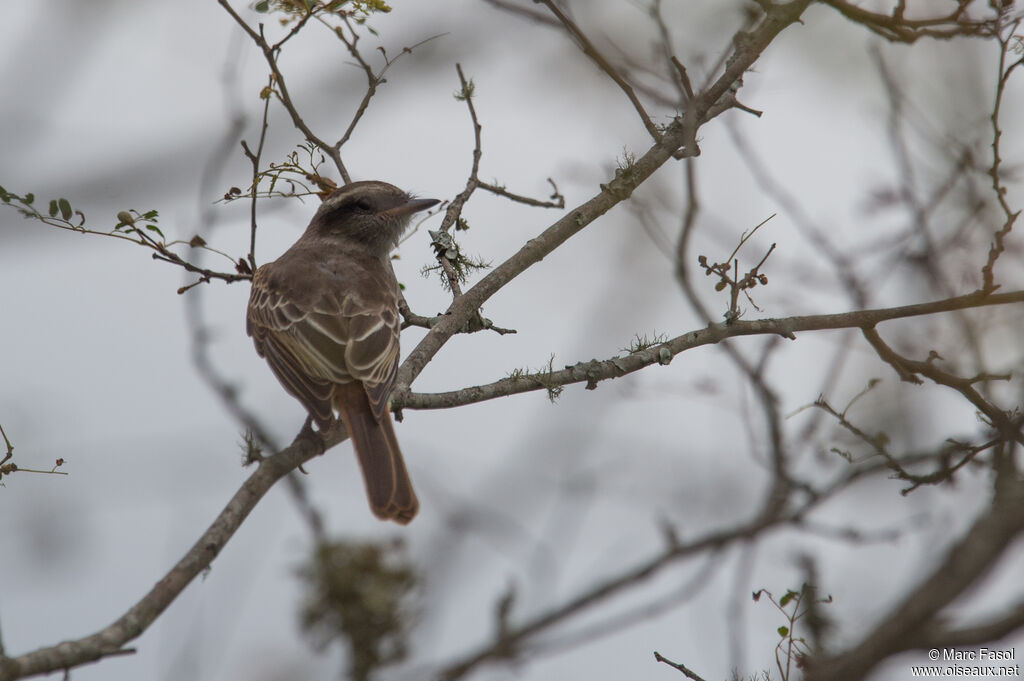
xmin=2 ymin=1 xmax=1023 ymax=680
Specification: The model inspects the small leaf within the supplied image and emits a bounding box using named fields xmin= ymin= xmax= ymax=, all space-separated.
xmin=778 ymin=626 xmax=789 ymax=637
xmin=58 ymin=198 xmax=72 ymax=220
xmin=49 ymin=200 xmax=59 ymax=217
xmin=24 ymin=193 xmax=34 ymax=205
xmin=145 ymin=224 xmax=165 ymax=239
xmin=254 ymin=0 xmax=269 ymax=11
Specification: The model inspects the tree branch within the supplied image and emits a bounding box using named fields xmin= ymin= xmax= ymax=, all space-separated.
xmin=0 ymin=433 xmax=326 ymax=681
xmin=536 ymin=0 xmax=663 ymax=142
xmin=217 ymin=0 xmax=351 ymax=182
xmin=806 ymin=475 xmax=1024 ymax=681
xmin=396 ymin=0 xmax=814 ymax=394
xmin=394 ymin=290 xmax=1024 ymax=410
xmin=819 ymin=0 xmax=1001 ymax=43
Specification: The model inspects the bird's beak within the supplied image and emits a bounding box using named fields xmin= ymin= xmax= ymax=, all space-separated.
xmin=386 ymin=197 xmax=440 ymax=217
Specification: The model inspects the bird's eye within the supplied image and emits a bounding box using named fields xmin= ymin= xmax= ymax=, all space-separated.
xmin=354 ymin=198 xmax=373 ymax=212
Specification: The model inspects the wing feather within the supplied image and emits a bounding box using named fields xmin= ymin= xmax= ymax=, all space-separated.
xmin=247 ymin=253 xmax=401 ymax=427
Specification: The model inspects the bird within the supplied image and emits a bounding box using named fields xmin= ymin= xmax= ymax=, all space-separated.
xmin=246 ymin=180 xmax=439 ymax=524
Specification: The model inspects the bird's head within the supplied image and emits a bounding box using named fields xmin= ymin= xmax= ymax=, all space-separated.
xmin=308 ymin=180 xmax=440 ymax=256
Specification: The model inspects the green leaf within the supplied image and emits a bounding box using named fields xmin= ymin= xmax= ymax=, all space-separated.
xmin=778 ymin=626 xmax=789 ymax=637
xmin=58 ymin=198 xmax=72 ymax=220
xmin=0 ymin=185 xmax=9 ymax=202
xmin=145 ymin=224 xmax=165 ymax=239
xmin=254 ymin=0 xmax=269 ymax=12
xmin=24 ymin=193 xmax=34 ymax=205
xmin=48 ymin=200 xmax=58 ymax=217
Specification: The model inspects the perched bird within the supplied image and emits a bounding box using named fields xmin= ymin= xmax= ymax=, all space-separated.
xmin=246 ymin=181 xmax=439 ymax=524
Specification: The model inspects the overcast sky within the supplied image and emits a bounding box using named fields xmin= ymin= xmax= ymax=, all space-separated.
xmin=3 ymin=2 xmax=1023 ymax=681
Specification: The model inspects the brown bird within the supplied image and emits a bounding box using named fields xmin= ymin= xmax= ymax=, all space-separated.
xmin=246 ymin=181 xmax=439 ymax=524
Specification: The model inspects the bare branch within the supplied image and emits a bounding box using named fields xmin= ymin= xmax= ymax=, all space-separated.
xmin=861 ymin=325 xmax=1023 ymax=445
xmin=536 ymin=0 xmax=663 ymax=142
xmin=397 ymin=0 xmax=815 ymax=394
xmin=478 ymin=178 xmax=565 ymax=209
xmin=820 ymin=0 xmax=1001 ymax=43
xmin=806 ymin=476 xmax=1024 ymax=681
xmin=0 ymin=432 xmax=327 ymax=681
xmin=241 ymin=75 xmax=274 ymax=270
xmin=217 ymin=0 xmax=351 ymax=182
xmin=429 ymin=63 xmax=485 ymax=299
xmin=653 ymin=651 xmax=710 ymax=681
xmin=981 ymin=14 xmax=1024 ymax=292
xmin=395 ymin=290 xmax=1024 ymax=411
xmin=438 ymin=511 xmax=790 ymax=680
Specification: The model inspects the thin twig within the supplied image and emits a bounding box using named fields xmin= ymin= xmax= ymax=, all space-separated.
xmin=820 ymin=0 xmax=1002 ymax=43
xmin=217 ymin=0 xmax=351 ymax=182
xmin=241 ymin=75 xmax=274 ymax=270
xmin=653 ymin=652 xmax=710 ymax=681
xmin=981 ymin=14 xmax=1024 ymax=292
xmin=536 ymin=0 xmax=662 ymax=142
xmin=478 ymin=179 xmax=565 ymax=209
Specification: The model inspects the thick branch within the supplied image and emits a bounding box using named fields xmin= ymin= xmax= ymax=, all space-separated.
xmin=910 ymin=599 xmax=1024 ymax=651
xmin=395 ymin=0 xmax=814 ymax=394
xmin=435 ymin=442 xmax=913 ymax=681
xmin=0 ymin=435 xmax=326 ymax=681
xmin=805 ymin=475 xmax=1024 ymax=681
xmin=439 ymin=509 xmax=789 ymax=680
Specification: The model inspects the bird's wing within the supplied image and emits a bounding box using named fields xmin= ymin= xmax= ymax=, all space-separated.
xmin=340 ymin=302 xmax=401 ymax=423
xmin=247 ymin=257 xmax=400 ymax=425
xmin=247 ymin=263 xmax=345 ymax=426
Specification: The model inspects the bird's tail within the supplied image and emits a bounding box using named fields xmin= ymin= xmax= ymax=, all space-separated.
xmin=335 ymin=384 xmax=419 ymax=524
